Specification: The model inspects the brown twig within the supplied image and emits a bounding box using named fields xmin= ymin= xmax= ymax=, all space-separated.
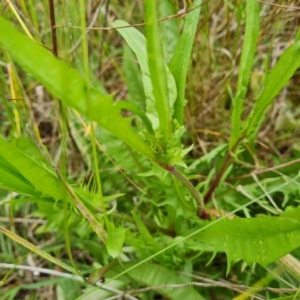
xmin=257 ymin=0 xmax=300 ymax=11
xmin=116 ymin=282 xmax=299 ymax=299
xmin=53 ymin=0 xmax=300 ymax=33
xmin=48 ymin=0 xmax=58 ymax=57
xmin=227 ymin=158 xmax=300 ymax=181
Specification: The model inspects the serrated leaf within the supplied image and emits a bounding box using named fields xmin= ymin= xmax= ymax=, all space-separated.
xmin=194 ymin=207 xmax=300 ymax=272
xmin=0 ymin=16 xmax=157 ymax=163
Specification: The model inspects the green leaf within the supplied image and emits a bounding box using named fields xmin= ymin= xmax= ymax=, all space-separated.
xmin=0 ymin=136 xmax=55 ymax=196
xmin=106 ymin=220 xmax=126 ymax=259
xmin=0 ymin=196 xmax=55 ymax=207
xmin=0 ymin=136 xmax=66 ymax=200
xmin=244 ymin=40 xmax=300 ymax=138
xmin=114 ymin=100 xmax=154 ymax=135
xmin=110 ymin=263 xmax=205 ymax=300
xmin=187 ymin=144 xmax=228 ymax=172
xmin=0 ymin=16 xmax=157 ymax=163
xmin=132 ymin=211 xmax=160 ymax=252
xmin=57 ymin=278 xmax=82 ymax=300
xmin=88 ymin=261 xmax=118 ymax=285
xmin=0 ymin=136 xmax=107 ymax=242
xmin=0 ymin=226 xmax=77 ymax=274
xmin=112 ymin=20 xmax=176 ymax=133
xmin=103 ymin=193 xmax=125 ymax=203
xmin=194 ymin=207 xmax=300 ymax=273
xmin=158 ymin=0 xmax=179 ymax=62
xmin=0 ymin=161 xmax=37 ymax=196
xmin=230 ymin=0 xmax=260 ymax=147
xmin=169 ymin=0 xmax=202 ymax=125
xmin=123 ymin=45 xmax=146 ymax=106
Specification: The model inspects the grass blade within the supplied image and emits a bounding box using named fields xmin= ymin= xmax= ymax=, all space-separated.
xmin=0 ymin=226 xmax=77 ymax=274
xmin=168 ymin=0 xmax=202 ymax=125
xmin=230 ymin=0 xmax=260 ymax=147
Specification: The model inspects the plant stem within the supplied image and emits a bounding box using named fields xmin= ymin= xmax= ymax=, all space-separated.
xmin=169 ymin=166 xmax=203 ymax=216
xmin=203 ymin=151 xmax=232 ymax=204
xmin=48 ymin=0 xmax=57 ymax=57
xmin=203 ymin=138 xmax=243 ymax=204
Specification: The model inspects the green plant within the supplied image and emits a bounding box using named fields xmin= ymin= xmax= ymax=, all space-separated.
xmin=1 ymin=0 xmax=300 ymax=299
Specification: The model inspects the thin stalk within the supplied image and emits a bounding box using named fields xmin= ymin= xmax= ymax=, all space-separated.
xmin=48 ymin=0 xmax=77 ymax=272
xmin=203 ymin=151 xmax=232 ymax=204
xmin=79 ymin=0 xmax=107 ymax=224
xmin=48 ymin=0 xmax=58 ymax=56
xmin=169 ymin=166 xmax=203 ymax=216
xmin=203 ymin=138 xmax=243 ymax=204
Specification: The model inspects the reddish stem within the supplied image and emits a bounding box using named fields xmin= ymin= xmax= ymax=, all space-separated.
xmin=203 ymin=138 xmax=243 ymax=204
xmin=48 ymin=0 xmax=58 ymax=57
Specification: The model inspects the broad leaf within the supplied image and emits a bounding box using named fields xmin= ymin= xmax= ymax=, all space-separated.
xmin=0 ymin=16 xmax=157 ymax=163
xmin=0 ymin=136 xmax=66 ymax=200
xmin=112 ymin=20 xmax=176 ymax=132
xmin=123 ymin=45 xmax=146 ymax=106
xmin=0 ymin=161 xmax=37 ymax=196
xmin=194 ymin=206 xmax=300 ymax=273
